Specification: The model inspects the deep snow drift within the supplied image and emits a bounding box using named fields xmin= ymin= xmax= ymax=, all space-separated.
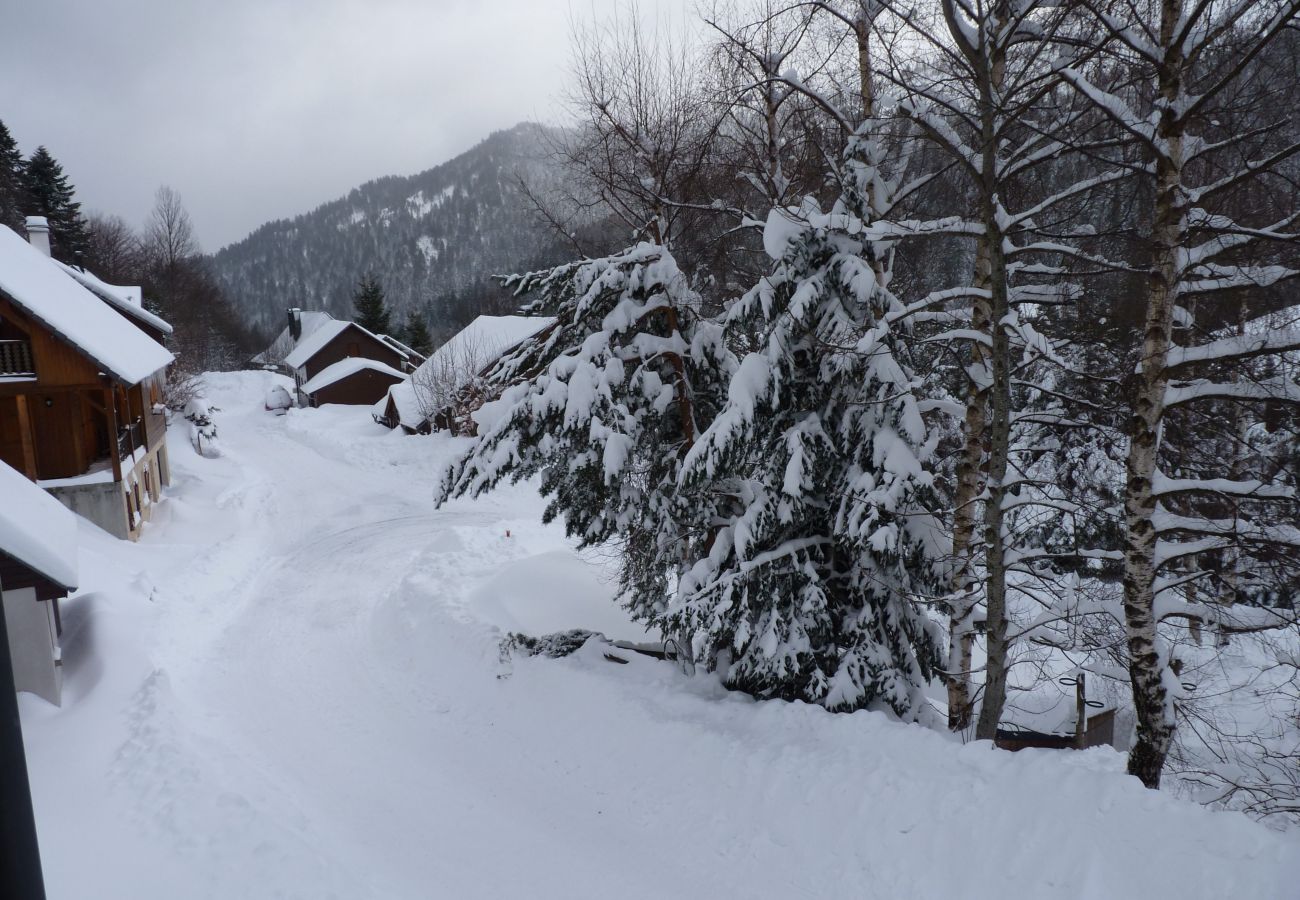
xmin=19 ymin=371 xmax=1300 ymax=899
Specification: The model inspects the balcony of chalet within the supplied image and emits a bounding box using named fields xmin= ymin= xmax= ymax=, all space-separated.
xmin=0 ymin=337 xmax=35 ymax=378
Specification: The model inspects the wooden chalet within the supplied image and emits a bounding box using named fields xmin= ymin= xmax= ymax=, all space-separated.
xmin=0 ymin=219 xmax=173 ymax=541
xmin=0 ymin=458 xmax=78 ymax=706
xmin=282 ymin=318 xmax=421 ymax=407
xmin=298 ymin=357 xmax=407 ymax=408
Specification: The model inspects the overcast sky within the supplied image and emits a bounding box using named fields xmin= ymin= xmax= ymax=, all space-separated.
xmin=0 ymin=1 xmax=682 ymax=251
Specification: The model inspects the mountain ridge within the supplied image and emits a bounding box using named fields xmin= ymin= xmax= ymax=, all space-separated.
xmin=210 ymin=122 xmax=572 ymax=339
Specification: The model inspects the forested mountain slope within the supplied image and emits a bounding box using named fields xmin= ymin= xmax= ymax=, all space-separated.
xmin=211 ymin=123 xmax=572 ymax=337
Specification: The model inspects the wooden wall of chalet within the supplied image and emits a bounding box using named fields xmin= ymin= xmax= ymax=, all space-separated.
xmin=302 ymin=326 xmax=406 ymax=381
xmin=0 ymin=292 xmax=109 ymax=478
xmin=309 ymin=368 xmax=405 ymax=407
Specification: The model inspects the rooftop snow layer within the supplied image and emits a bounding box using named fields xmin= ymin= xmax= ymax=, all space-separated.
xmin=56 ymin=262 xmax=174 ymax=335
xmin=0 ymin=460 xmax=78 ymax=590
xmin=252 ymin=310 xmax=336 ymax=365
xmin=386 ymin=315 xmax=555 ymax=429
xmin=379 ymin=333 xmax=422 ymax=362
xmin=300 ymin=357 xmax=407 ymax=395
xmin=0 ymin=226 xmax=173 ymax=384
xmin=284 ymin=319 xmax=417 ymax=371
xmin=374 ymin=378 xmax=424 ymax=429
xmin=283 ymin=320 xmax=353 ymax=370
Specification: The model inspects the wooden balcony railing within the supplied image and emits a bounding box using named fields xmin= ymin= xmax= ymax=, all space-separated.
xmin=0 ymin=339 xmax=35 ymax=377
xmin=116 ymin=419 xmax=144 ymax=460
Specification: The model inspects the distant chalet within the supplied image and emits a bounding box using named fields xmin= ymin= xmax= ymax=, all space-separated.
xmin=0 ymin=218 xmax=173 ymax=541
xmin=277 ymin=313 xmax=423 ymax=408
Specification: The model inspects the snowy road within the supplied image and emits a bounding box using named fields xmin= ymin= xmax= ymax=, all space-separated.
xmin=20 ymin=372 xmax=1300 ymax=899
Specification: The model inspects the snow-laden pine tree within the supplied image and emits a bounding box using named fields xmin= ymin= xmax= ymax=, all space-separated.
xmin=436 ymin=240 xmax=734 ymax=635
xmin=668 ymin=128 xmax=946 ymax=717
xmin=21 ymin=146 xmax=88 ymax=262
xmin=352 ymin=274 xmax=392 ymax=335
xmin=0 ymin=119 xmax=25 ymax=233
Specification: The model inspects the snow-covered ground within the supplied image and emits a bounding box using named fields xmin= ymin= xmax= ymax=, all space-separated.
xmin=19 ymin=371 xmax=1300 ymax=899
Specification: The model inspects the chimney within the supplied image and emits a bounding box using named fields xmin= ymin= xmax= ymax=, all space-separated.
xmin=287 ymin=307 xmax=302 ymax=341
xmin=25 ymin=217 xmax=51 ymax=257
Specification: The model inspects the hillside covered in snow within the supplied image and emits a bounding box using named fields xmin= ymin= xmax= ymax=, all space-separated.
xmin=209 ymin=124 xmax=578 ymax=337
xmin=19 ymin=372 xmax=1300 ymax=899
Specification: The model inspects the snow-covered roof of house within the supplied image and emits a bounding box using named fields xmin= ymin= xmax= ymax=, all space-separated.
xmin=55 ymin=261 xmax=174 ymax=336
xmin=283 ymin=318 xmax=420 ymax=372
xmin=0 ymin=460 xmax=78 ymax=591
xmin=373 ymin=378 xmax=424 ymax=428
xmin=300 ymin=357 xmax=407 ymax=396
xmin=0 ymin=226 xmax=173 ymax=384
xmin=252 ymin=310 xmax=336 ymax=365
xmin=282 ymin=319 xmax=352 ymax=369
xmin=379 ymin=333 xmax=423 ymax=363
xmin=385 ymin=314 xmax=556 ymax=430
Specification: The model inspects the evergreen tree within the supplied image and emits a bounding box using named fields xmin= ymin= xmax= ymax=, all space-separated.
xmin=0 ymin=119 xmax=25 ymax=233
xmin=400 ymin=310 xmax=433 ymax=356
xmin=669 ymin=131 xmax=946 ymax=717
xmin=21 ymin=146 xmax=88 ymax=262
xmin=437 ymin=242 xmax=734 ymax=634
xmin=352 ymin=273 xmax=391 ymax=334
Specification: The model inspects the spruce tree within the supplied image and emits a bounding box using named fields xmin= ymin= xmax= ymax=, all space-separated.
xmin=352 ymin=273 xmax=392 ymax=334
xmin=400 ymin=310 xmax=433 ymax=356
xmin=21 ymin=146 xmax=88 ymax=262
xmin=436 ymin=242 xmax=734 ymax=633
xmin=0 ymin=120 xmax=25 ymax=233
xmin=668 ymin=130 xmax=946 ymax=717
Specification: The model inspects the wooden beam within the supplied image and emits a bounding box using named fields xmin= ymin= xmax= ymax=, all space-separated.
xmin=13 ymin=395 xmax=36 ymax=480
xmin=0 ymin=382 xmax=104 ymax=399
xmin=118 ymin=385 xmax=135 ymax=463
xmin=104 ymin=387 xmax=122 ymax=484
xmin=69 ymin=392 xmax=84 ymax=472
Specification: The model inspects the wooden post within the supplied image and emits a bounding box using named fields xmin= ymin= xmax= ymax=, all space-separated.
xmin=104 ymin=386 xmax=122 ymax=484
xmin=1074 ymin=673 xmax=1087 ymax=750
xmin=13 ymin=395 xmax=36 ymax=480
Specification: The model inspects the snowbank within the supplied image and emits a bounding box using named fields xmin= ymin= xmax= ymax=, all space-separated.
xmin=18 ymin=370 xmax=1300 ymax=900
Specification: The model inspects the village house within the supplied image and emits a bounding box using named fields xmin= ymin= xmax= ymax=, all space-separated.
xmin=373 ymin=314 xmax=555 ymax=435
xmin=298 ymin=357 xmax=408 ymax=408
xmin=282 ymin=316 xmax=422 ymax=407
xmin=0 ymin=219 xmax=173 ymax=541
xmin=0 ymin=458 xmax=78 ymax=706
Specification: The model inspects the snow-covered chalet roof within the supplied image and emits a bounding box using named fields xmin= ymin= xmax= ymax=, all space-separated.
xmin=0 ymin=460 xmax=78 ymax=591
xmin=385 ymin=315 xmax=556 ymax=430
xmin=374 ymin=378 xmax=424 ymax=429
xmin=283 ymin=318 xmax=422 ymax=372
xmin=283 ymin=319 xmax=352 ymax=369
xmin=0 ymin=225 xmax=173 ymax=384
xmin=300 ymin=357 xmax=407 ymax=396
xmin=379 ymin=332 xmax=423 ymax=363
xmin=55 ymin=261 xmax=174 ymax=336
xmin=252 ymin=310 xmax=336 ymax=365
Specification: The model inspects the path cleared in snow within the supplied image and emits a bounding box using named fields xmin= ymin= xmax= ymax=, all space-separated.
xmin=19 ymin=371 xmax=1300 ymax=899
